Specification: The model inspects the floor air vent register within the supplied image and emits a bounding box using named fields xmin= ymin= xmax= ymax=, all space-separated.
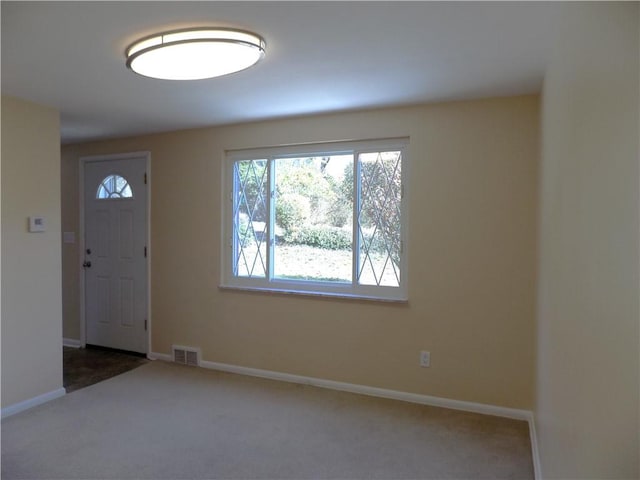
xmin=172 ymin=345 xmax=200 ymax=367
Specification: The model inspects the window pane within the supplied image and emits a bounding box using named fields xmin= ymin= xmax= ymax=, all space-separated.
xmin=273 ymin=155 xmax=353 ymax=282
xmin=115 ymin=175 xmax=127 ymax=192
xmin=96 ymin=174 xmax=133 ymax=199
xmin=97 ymin=184 xmax=109 ymax=199
xmin=233 ymin=160 xmax=268 ymax=278
xmin=358 ymin=151 xmax=402 ymax=287
xmin=225 ymin=140 xmax=407 ymax=301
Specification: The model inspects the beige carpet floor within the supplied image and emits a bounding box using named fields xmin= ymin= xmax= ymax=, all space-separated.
xmin=1 ymin=361 xmax=533 ymax=479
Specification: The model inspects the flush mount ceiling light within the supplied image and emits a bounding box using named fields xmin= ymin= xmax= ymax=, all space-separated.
xmin=125 ymin=27 xmax=266 ymax=80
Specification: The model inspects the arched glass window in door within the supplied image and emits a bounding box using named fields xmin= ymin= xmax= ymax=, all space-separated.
xmin=96 ymin=174 xmax=133 ymax=199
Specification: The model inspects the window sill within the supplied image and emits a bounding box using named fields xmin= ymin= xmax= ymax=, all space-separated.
xmin=218 ymin=284 xmax=408 ymax=304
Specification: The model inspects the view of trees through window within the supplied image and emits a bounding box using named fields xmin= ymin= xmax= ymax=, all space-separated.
xmin=232 ymin=149 xmax=402 ymax=289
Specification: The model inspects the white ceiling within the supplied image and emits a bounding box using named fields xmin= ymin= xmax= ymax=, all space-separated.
xmin=1 ymin=1 xmax=562 ymax=144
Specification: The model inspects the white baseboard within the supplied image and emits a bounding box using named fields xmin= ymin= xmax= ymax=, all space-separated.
xmin=1 ymin=388 xmax=66 ymax=420
xmin=62 ymin=337 xmax=82 ymax=348
xmin=528 ymin=413 xmax=542 ymax=479
xmin=149 ymin=351 xmax=531 ymax=421
xmin=147 ymin=351 xmax=172 ymax=362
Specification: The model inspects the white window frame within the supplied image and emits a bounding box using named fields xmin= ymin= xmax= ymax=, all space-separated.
xmin=220 ymin=138 xmax=409 ymax=302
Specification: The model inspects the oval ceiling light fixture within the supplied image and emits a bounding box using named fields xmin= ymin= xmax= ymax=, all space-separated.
xmin=126 ymin=27 xmax=266 ymax=80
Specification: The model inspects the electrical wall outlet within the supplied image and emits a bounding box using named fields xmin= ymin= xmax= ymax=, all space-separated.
xmin=420 ymin=350 xmax=431 ymax=367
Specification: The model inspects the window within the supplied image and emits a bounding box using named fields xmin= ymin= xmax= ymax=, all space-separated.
xmin=221 ymin=138 xmax=408 ymax=301
xmin=96 ymin=174 xmax=133 ymax=199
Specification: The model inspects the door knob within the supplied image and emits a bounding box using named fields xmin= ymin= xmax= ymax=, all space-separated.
xmin=83 ymin=260 xmax=92 ymax=268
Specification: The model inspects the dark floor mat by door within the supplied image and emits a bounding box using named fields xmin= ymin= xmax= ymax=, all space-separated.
xmin=63 ymin=345 xmax=149 ymax=393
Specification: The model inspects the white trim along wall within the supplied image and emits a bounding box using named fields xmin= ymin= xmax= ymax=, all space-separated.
xmin=0 ymin=388 xmax=66 ymax=419
xmin=62 ymin=337 xmax=81 ymax=348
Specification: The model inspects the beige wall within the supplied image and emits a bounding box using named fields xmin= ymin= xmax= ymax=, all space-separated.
xmin=61 ymin=140 xmax=80 ymax=340
xmin=62 ymin=95 xmax=539 ymax=409
xmin=1 ymin=96 xmax=63 ymax=407
xmin=536 ymin=3 xmax=639 ymax=478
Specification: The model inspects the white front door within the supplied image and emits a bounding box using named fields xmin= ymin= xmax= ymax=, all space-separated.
xmin=83 ymin=156 xmax=148 ymax=353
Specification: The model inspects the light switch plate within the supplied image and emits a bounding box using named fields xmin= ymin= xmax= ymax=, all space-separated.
xmin=29 ymin=216 xmax=46 ymax=232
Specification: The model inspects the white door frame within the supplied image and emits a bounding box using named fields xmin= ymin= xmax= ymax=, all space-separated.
xmin=79 ymin=151 xmax=151 ymax=354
